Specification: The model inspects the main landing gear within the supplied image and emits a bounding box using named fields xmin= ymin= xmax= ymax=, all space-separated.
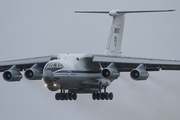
xmin=92 ymin=87 xmax=113 ymax=100
xmin=55 ymin=89 xmax=77 ymax=101
xmin=55 ymin=87 xmax=113 ymax=101
xmin=92 ymin=92 xmax=113 ymax=100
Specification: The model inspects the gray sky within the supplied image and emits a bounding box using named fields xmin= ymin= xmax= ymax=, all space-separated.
xmin=0 ymin=0 xmax=180 ymax=120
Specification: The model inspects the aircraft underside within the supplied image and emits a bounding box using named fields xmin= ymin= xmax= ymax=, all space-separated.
xmin=45 ymin=73 xmax=114 ymax=101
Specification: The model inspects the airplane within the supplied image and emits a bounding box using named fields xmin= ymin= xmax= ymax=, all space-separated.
xmin=0 ymin=9 xmax=178 ymax=101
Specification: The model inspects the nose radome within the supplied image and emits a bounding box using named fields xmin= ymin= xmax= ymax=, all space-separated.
xmin=43 ymin=70 xmax=54 ymax=81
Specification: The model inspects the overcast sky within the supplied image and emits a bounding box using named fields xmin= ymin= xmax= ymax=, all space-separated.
xmin=0 ymin=0 xmax=180 ymax=120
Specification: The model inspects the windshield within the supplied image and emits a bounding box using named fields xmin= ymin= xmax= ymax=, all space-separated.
xmin=44 ymin=62 xmax=64 ymax=72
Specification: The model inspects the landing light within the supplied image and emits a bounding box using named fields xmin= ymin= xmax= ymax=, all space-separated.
xmin=45 ymin=84 xmax=47 ymax=87
xmin=53 ymin=83 xmax=57 ymax=87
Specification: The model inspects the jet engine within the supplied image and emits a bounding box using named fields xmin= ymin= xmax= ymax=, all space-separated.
xmin=130 ymin=63 xmax=149 ymax=80
xmin=24 ymin=64 xmax=42 ymax=80
xmin=102 ymin=68 xmax=120 ymax=80
xmin=3 ymin=69 xmax=22 ymax=82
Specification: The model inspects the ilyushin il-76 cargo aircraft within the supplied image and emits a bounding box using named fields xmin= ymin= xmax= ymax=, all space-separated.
xmin=0 ymin=9 xmax=178 ymax=101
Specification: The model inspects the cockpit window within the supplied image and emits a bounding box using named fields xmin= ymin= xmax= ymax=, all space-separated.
xmin=44 ymin=62 xmax=63 ymax=72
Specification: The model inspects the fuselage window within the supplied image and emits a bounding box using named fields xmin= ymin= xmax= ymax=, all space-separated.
xmin=54 ymin=63 xmax=57 ymax=68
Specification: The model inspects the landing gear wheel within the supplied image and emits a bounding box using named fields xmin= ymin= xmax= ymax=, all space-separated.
xmin=55 ymin=93 xmax=60 ymax=100
xmin=101 ymin=93 xmax=105 ymax=100
xmin=92 ymin=92 xmax=113 ymax=100
xmin=105 ymin=93 xmax=109 ymax=100
xmin=65 ymin=93 xmax=69 ymax=100
xmin=55 ymin=90 xmax=78 ymax=101
xmin=60 ymin=93 xmax=65 ymax=100
xmin=109 ymin=92 xmax=113 ymax=100
xmin=96 ymin=93 xmax=101 ymax=100
xmin=72 ymin=93 xmax=77 ymax=100
xmin=92 ymin=93 xmax=96 ymax=100
xmin=68 ymin=93 xmax=72 ymax=100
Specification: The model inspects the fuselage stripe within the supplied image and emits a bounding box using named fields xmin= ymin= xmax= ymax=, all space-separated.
xmin=54 ymin=70 xmax=101 ymax=74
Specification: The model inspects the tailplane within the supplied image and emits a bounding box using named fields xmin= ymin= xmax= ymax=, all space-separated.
xmin=75 ymin=9 xmax=175 ymax=56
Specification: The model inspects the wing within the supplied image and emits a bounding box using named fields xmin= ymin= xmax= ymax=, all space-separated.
xmin=84 ymin=54 xmax=180 ymax=72
xmin=0 ymin=55 xmax=57 ymax=72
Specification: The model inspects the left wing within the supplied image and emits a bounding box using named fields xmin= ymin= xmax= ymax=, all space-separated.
xmin=85 ymin=54 xmax=180 ymax=72
xmin=84 ymin=54 xmax=180 ymax=80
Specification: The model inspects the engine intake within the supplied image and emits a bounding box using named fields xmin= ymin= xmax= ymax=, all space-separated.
xmin=130 ymin=63 xmax=149 ymax=80
xmin=25 ymin=68 xmax=42 ymax=80
xmin=24 ymin=64 xmax=42 ymax=80
xmin=3 ymin=70 xmax=22 ymax=82
xmin=102 ymin=68 xmax=120 ymax=79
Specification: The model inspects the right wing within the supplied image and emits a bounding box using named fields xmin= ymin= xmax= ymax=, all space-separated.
xmin=0 ymin=55 xmax=57 ymax=72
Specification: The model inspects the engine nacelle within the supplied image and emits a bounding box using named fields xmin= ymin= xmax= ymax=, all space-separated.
xmin=130 ymin=68 xmax=149 ymax=80
xmin=101 ymin=68 xmax=120 ymax=80
xmin=3 ymin=70 xmax=22 ymax=82
xmin=25 ymin=68 xmax=42 ymax=80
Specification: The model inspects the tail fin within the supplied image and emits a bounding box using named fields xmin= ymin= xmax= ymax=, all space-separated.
xmin=104 ymin=11 xmax=125 ymax=56
xmin=75 ymin=9 xmax=175 ymax=56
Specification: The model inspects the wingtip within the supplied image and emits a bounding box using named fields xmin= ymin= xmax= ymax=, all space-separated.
xmin=168 ymin=9 xmax=176 ymax=11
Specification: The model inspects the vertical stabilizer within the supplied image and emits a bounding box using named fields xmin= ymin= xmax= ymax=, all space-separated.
xmin=75 ymin=9 xmax=175 ymax=56
xmin=104 ymin=11 xmax=125 ymax=56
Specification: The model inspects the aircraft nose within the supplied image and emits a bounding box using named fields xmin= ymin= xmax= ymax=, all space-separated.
xmin=43 ymin=70 xmax=54 ymax=81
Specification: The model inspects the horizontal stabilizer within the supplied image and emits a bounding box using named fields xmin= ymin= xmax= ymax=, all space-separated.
xmin=75 ymin=11 xmax=109 ymax=13
xmin=116 ymin=9 xmax=175 ymax=14
xmin=75 ymin=9 xmax=175 ymax=15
